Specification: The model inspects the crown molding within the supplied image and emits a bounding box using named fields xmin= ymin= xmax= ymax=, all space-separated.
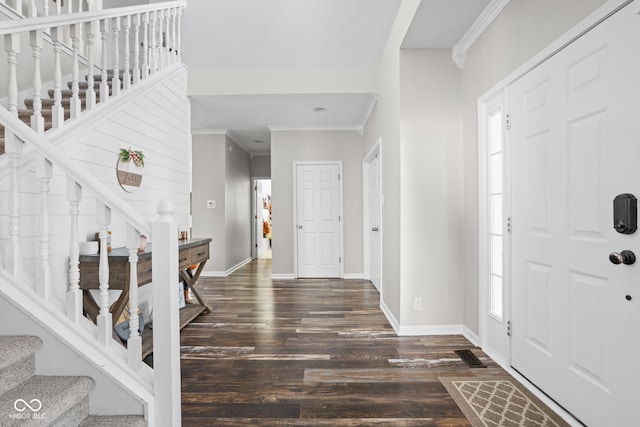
xmin=268 ymin=124 xmax=363 ymax=133
xmin=359 ymin=93 xmax=378 ymax=132
xmin=452 ymin=0 xmax=511 ymax=68
xmin=190 ymin=128 xmax=228 ymax=135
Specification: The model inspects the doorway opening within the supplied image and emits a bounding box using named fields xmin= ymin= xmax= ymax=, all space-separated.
xmin=253 ymin=179 xmax=272 ymax=260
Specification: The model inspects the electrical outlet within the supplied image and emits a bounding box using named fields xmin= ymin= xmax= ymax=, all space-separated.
xmin=414 ymin=297 xmax=422 ymax=311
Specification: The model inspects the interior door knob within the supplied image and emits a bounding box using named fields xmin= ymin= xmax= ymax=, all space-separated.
xmin=609 ymin=250 xmax=636 ymax=265
xmin=371 ymin=227 xmax=379 ymax=232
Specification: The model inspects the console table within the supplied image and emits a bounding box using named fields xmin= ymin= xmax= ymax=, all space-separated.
xmin=79 ymin=237 xmax=212 ymax=358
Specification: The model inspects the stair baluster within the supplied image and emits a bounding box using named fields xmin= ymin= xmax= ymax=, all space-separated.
xmin=36 ymin=157 xmax=52 ymax=300
xmin=96 ymin=200 xmax=112 ymax=347
xmin=30 ymin=29 xmax=45 ymax=133
xmin=169 ymin=8 xmax=177 ymax=64
xmin=4 ymin=133 xmax=23 ymax=276
xmin=50 ymin=26 xmax=64 ymax=128
xmin=66 ymin=178 xmax=83 ymax=323
xmin=122 ymin=15 xmax=131 ymax=91
xmin=85 ymin=20 xmax=96 ymax=110
xmin=99 ymin=18 xmax=109 ymax=102
xmin=28 ymin=0 xmax=35 ymax=17
xmin=5 ymin=33 xmax=20 ymax=115
xmin=70 ymin=23 xmax=81 ymax=119
xmin=55 ymin=0 xmax=60 ymax=15
xmin=176 ymin=7 xmax=182 ymax=61
xmin=42 ymin=0 xmax=48 ymax=16
xmin=141 ymin=12 xmax=149 ymax=80
xmin=148 ymin=10 xmax=156 ymax=76
xmin=158 ymin=9 xmax=167 ymax=70
xmin=126 ymin=225 xmax=142 ymax=369
xmin=132 ymin=13 xmax=141 ymax=84
xmin=111 ymin=16 xmax=120 ymax=96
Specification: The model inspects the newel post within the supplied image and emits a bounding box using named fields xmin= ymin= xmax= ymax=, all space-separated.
xmin=152 ymin=198 xmax=181 ymax=427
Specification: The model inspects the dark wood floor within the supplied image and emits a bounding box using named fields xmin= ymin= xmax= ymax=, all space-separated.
xmin=180 ymin=259 xmax=507 ymax=426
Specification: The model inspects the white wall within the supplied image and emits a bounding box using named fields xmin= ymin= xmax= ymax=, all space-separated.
xmin=251 ymin=155 xmax=271 ymax=178
xmin=191 ymin=133 xmax=226 ymax=272
xmin=361 ymin=0 xmax=420 ymax=326
xmin=399 ymin=49 xmax=463 ymax=327
xmin=270 ymin=130 xmax=364 ymax=277
xmin=459 ymin=0 xmax=609 ymax=334
xmin=191 ymin=133 xmax=252 ymax=274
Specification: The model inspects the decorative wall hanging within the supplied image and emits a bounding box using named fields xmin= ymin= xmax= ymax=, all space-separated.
xmin=116 ymin=147 xmax=145 ymax=192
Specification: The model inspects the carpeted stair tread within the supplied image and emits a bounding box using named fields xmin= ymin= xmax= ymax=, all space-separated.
xmin=0 ymin=336 xmax=42 ymax=396
xmin=24 ymin=98 xmax=86 ymax=108
xmin=79 ymin=415 xmax=147 ymax=427
xmin=0 ymin=375 xmax=95 ymax=425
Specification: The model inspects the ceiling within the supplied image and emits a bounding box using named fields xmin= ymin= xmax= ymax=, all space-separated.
xmin=182 ymin=0 xmax=491 ymax=154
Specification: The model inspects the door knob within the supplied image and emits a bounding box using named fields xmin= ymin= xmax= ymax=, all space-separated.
xmin=371 ymin=227 xmax=379 ymax=232
xmin=609 ymin=250 xmax=636 ymax=265
xmin=298 ymin=225 xmax=303 ymax=229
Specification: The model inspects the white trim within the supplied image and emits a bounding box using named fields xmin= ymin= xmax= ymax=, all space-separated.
xmin=292 ymin=161 xmax=344 ymax=279
xmin=200 ymin=257 xmax=251 ymax=277
xmin=190 ymin=128 xmax=228 ymax=135
xmin=269 ymin=125 xmax=363 ymax=133
xmin=462 ymin=326 xmax=480 ymax=347
xmin=379 ymin=300 xmax=400 ymax=335
xmin=452 ymin=0 xmax=512 ymax=68
xmin=358 ymin=94 xmax=378 ymax=131
xmin=397 ymin=324 xmax=465 ymax=337
xmin=343 ymin=273 xmax=364 ymax=280
xmin=362 ymin=139 xmax=382 ymax=295
xmin=271 ymin=273 xmax=295 ymax=280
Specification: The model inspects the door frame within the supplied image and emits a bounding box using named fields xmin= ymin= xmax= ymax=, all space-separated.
xmin=477 ymin=89 xmax=512 ymax=368
xmin=363 ymin=139 xmax=382 ymax=293
xmin=475 ymin=0 xmax=633 ymax=423
xmin=251 ymin=177 xmax=271 ymax=259
xmin=292 ymin=161 xmax=344 ymax=279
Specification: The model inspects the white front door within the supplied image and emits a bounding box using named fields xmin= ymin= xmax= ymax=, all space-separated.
xmin=367 ymin=152 xmax=381 ymax=291
xmin=295 ymin=164 xmax=342 ymax=278
xmin=510 ymin=3 xmax=640 ymax=425
xmin=481 ymin=90 xmax=510 ymax=364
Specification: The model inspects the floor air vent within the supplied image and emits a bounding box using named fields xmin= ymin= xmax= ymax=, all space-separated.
xmin=454 ymin=349 xmax=487 ymax=368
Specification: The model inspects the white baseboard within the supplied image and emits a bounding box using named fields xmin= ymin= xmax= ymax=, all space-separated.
xmin=200 ymin=257 xmax=252 ymax=278
xmin=343 ymin=273 xmax=364 ymax=279
xmin=379 ymin=300 xmax=400 ymax=334
xmin=271 ymin=273 xmax=295 ymax=280
xmin=462 ymin=325 xmax=480 ymax=346
xmin=397 ymin=324 xmax=464 ymax=336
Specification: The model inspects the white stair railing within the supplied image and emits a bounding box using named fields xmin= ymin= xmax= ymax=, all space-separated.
xmin=0 ymin=1 xmax=185 ymax=133
xmin=1 ymin=106 xmax=182 ymax=425
xmin=0 ymin=3 xmax=186 ymax=425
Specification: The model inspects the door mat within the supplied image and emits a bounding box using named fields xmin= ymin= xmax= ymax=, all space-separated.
xmin=440 ymin=377 xmax=570 ymax=427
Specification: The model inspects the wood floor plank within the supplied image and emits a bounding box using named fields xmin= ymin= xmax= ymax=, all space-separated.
xmin=179 ymin=258 xmax=505 ymax=426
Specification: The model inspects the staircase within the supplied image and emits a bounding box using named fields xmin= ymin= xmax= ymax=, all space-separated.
xmin=0 ymin=336 xmax=145 ymax=426
xmin=0 ymin=75 xmax=116 ymax=156
xmin=0 ymin=2 xmax=188 ymax=425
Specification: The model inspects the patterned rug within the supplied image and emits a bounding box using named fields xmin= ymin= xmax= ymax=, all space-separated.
xmin=440 ymin=378 xmax=571 ymax=427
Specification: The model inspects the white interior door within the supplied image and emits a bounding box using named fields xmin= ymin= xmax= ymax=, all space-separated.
xmin=367 ymin=153 xmax=381 ymax=291
xmin=296 ymin=164 xmax=341 ymax=278
xmin=510 ymin=3 xmax=640 ymax=425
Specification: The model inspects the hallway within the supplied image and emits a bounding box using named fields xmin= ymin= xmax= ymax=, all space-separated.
xmin=179 ymin=259 xmax=501 ymax=426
